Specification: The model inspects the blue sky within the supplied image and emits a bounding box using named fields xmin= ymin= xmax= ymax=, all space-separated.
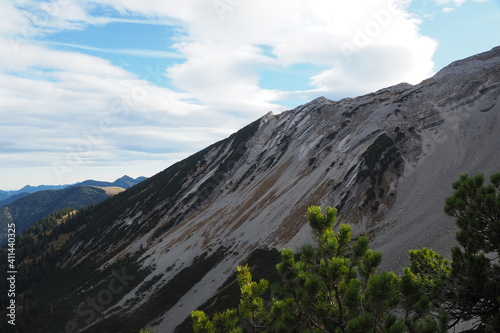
xmin=1 ymin=0 xmax=499 ymax=191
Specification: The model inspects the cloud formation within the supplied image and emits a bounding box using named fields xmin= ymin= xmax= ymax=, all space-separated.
xmin=1 ymin=0 xmax=442 ymax=189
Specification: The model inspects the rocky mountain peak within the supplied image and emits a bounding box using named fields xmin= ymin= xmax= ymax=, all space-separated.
xmin=433 ymin=45 xmax=500 ymax=80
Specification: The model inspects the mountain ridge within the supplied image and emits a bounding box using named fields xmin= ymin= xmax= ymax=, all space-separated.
xmin=0 ymin=175 xmax=146 ymax=204
xmin=2 ymin=46 xmax=499 ymax=332
xmin=0 ymin=185 xmax=114 ymax=245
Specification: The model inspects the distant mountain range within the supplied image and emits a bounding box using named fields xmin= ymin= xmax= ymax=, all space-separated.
xmin=69 ymin=175 xmax=147 ymax=189
xmin=0 ymin=186 xmax=110 ymax=243
xmin=0 ymin=175 xmax=146 ymax=206
xmin=0 ymin=175 xmax=146 ymax=245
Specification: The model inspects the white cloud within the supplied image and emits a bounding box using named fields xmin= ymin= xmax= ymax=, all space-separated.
xmin=40 ymin=41 xmax=185 ymax=59
xmin=80 ymin=0 xmax=438 ymax=103
xmin=0 ymin=1 xmax=28 ymax=36
xmin=433 ymin=0 xmax=467 ymax=5
xmin=4 ymin=0 xmax=90 ymax=38
xmin=0 ymin=34 xmax=209 ymax=186
xmin=432 ymin=0 xmax=486 ymax=12
xmin=0 ymin=0 xmax=441 ymax=189
xmin=166 ymin=41 xmax=283 ymax=113
xmin=3 ymin=0 xmax=439 ymax=109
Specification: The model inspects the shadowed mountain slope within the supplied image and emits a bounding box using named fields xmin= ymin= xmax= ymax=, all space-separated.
xmin=0 ymin=186 xmax=116 ymax=244
xmin=0 ymin=175 xmax=145 ymax=204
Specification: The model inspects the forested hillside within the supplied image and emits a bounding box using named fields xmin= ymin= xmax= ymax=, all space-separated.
xmin=0 ymin=186 xmax=112 ymax=244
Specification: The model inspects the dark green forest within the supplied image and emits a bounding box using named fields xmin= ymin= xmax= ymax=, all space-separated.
xmin=0 ymin=185 xmax=112 ymax=244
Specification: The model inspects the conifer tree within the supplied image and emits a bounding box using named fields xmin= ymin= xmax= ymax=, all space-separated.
xmin=192 ymin=206 xmax=444 ymax=332
xmin=442 ymin=173 xmax=500 ymax=331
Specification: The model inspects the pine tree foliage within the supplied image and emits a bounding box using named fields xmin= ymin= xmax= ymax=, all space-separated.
xmin=192 ymin=206 xmax=444 ymax=332
xmin=139 ymin=329 xmax=154 ymax=333
xmin=442 ymin=173 xmax=500 ymax=331
xmin=403 ymin=172 xmax=500 ymax=332
xmin=405 ymin=248 xmax=450 ymax=298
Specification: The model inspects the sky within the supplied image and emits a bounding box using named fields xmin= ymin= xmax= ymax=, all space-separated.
xmin=1 ymin=0 xmax=499 ymax=191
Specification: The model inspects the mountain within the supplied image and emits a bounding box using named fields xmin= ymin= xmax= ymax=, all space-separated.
xmin=0 ymin=175 xmax=146 ymax=203
xmin=17 ymin=184 xmax=68 ymax=193
xmin=2 ymin=47 xmax=499 ymax=333
xmin=0 ymin=192 xmax=31 ymax=207
xmin=69 ymin=175 xmax=147 ymax=189
xmin=0 ymin=185 xmax=67 ymax=202
xmin=0 ymin=186 xmax=117 ymax=244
